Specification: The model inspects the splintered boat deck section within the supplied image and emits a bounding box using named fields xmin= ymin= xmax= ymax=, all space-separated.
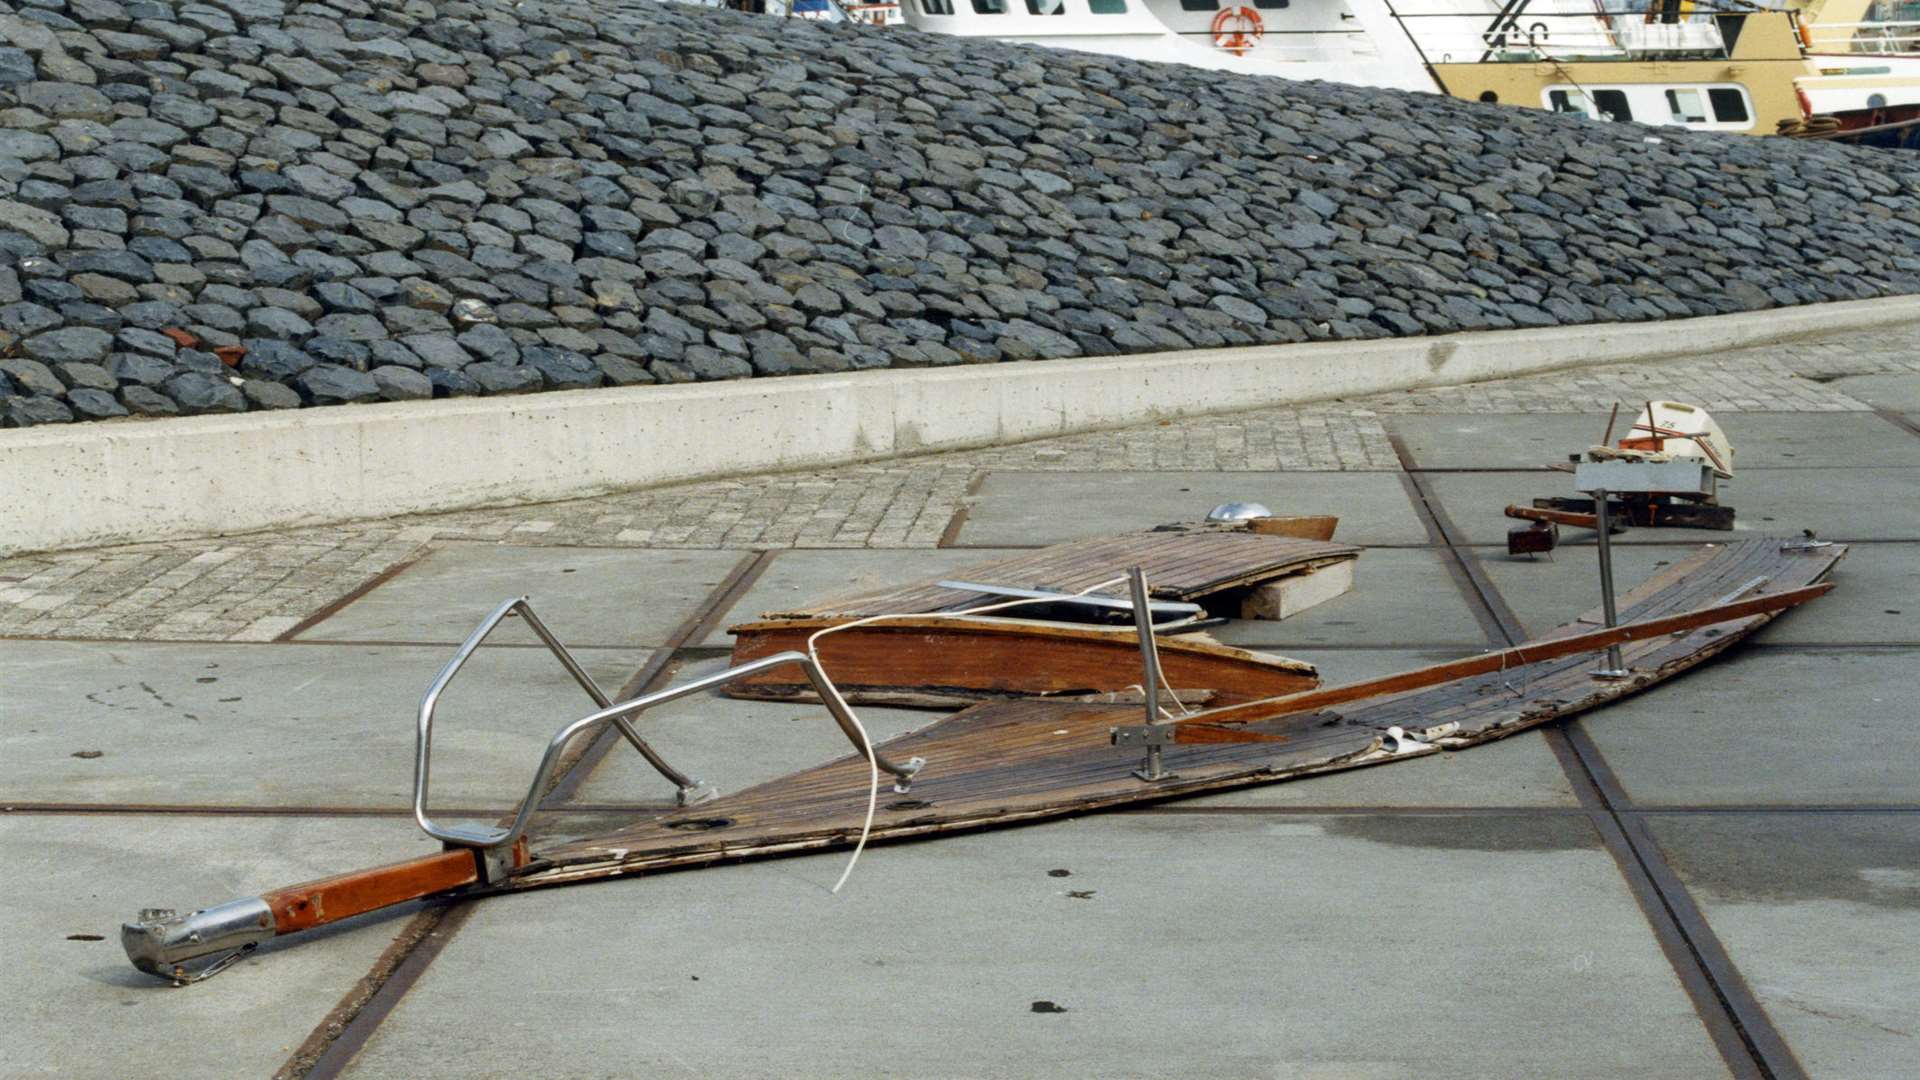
xmin=725 ymin=616 xmax=1319 ymax=706
xmin=752 ymin=526 xmax=1361 ymax=620
xmin=518 ymin=539 xmax=1842 ymax=889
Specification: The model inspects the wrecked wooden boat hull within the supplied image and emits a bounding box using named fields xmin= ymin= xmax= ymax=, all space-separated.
xmin=120 ymin=537 xmax=1841 ymax=983
xmin=521 ymin=537 xmax=1843 ymax=887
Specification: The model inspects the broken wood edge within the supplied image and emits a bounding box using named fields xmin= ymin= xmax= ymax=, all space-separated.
xmin=721 ymin=613 xmax=1319 ymax=706
xmin=754 ymin=529 xmax=1362 ymax=621
xmin=1242 ymin=515 xmax=1341 ymax=541
xmin=1177 ymin=580 xmax=1835 ymax=730
xmin=724 ymin=613 xmax=1316 ymax=671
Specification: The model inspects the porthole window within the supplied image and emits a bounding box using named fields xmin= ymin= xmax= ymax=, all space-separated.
xmin=1478 ymin=90 xmax=1499 ymax=103
xmin=1869 ymin=92 xmax=1889 ymax=108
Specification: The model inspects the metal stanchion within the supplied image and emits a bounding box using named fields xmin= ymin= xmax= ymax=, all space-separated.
xmin=1589 ymin=489 xmax=1628 ymax=678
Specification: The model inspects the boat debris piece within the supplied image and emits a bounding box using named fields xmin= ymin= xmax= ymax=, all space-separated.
xmin=1205 ymin=502 xmax=1342 ymax=540
xmin=726 ymin=523 xmax=1358 ymax=705
xmin=724 ymin=615 xmax=1321 ymax=708
xmin=1509 ymin=401 xmax=1737 ymax=555
xmin=119 ymin=537 xmax=1841 ymax=985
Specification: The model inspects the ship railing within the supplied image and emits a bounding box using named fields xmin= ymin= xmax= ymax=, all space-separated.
xmin=1172 ymin=27 xmax=1380 ymax=58
xmin=1388 ymin=8 xmax=1728 ymax=64
xmin=1804 ymin=20 xmax=1920 ymax=55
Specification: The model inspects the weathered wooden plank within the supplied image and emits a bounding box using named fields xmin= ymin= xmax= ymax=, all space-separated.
xmin=724 ymin=615 xmax=1319 ymax=706
xmin=1180 ymin=580 xmax=1831 ymax=729
xmin=754 ymin=526 xmax=1360 ymax=621
xmin=264 ymin=849 xmax=484 ymax=934
xmin=1243 ymin=515 xmax=1340 ymax=541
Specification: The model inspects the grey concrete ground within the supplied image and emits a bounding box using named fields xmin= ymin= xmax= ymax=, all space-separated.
xmin=3 ymin=324 xmax=1919 ymax=1078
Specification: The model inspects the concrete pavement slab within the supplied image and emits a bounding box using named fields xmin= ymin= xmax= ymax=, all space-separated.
xmin=955 ymin=471 xmax=1430 ymax=547
xmin=1209 ymin=547 xmax=1487 ymax=647
xmin=0 ymin=813 xmax=439 ymax=1080
xmin=1826 ymin=373 xmax=1920 ymax=413
xmin=296 ymin=543 xmax=747 ymax=647
xmin=1423 ymin=469 xmax=1920 ymax=544
xmin=701 ymin=548 xmax=1022 ymax=649
xmin=1751 ymin=542 xmax=1920 ymax=645
xmin=1643 ymin=812 xmax=1920 ymax=1080
xmin=1583 ymin=648 xmax=1920 ymax=806
xmin=339 ymin=812 xmax=1725 ymax=1080
xmin=0 ymin=640 xmax=647 ymax=807
xmin=1388 ymin=412 xmax=1614 ymax=470
xmin=1390 ymin=412 xmax=1920 ymax=471
xmin=1713 ymin=412 xmax=1920 ymax=468
xmin=566 ymin=657 xmax=935 ymax=805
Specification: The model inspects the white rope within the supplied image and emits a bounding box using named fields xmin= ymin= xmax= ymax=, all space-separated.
xmin=805 ymin=574 xmax=1132 ymax=893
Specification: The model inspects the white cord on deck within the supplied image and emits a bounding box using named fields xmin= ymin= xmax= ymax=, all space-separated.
xmin=804 ymin=574 xmax=1132 ymax=894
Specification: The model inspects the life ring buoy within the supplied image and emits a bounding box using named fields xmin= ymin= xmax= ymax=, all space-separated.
xmin=1211 ymin=6 xmax=1264 ymax=56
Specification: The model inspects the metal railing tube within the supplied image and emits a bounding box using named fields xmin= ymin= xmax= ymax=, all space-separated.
xmin=417 ymin=644 xmax=924 ymax=855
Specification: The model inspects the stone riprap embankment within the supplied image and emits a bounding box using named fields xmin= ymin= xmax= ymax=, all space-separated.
xmin=3 ymin=0 xmax=1920 ymax=425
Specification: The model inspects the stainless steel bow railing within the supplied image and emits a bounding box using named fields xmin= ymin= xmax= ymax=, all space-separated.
xmin=413 ymin=598 xmax=924 ymax=855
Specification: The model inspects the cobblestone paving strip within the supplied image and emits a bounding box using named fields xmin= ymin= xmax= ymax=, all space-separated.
xmin=1 ymin=327 xmax=1910 ymax=643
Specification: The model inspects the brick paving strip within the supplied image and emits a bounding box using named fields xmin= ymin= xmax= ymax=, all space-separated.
xmin=3 ymin=327 xmax=1916 ymax=643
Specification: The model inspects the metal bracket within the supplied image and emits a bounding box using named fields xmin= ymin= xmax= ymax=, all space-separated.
xmin=462 ymin=838 xmax=524 ymax=888
xmin=1110 ymin=725 xmax=1178 ymax=748
xmin=120 ymin=899 xmax=276 ymax=987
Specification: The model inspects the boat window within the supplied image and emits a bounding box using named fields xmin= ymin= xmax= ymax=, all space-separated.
xmin=1665 ymin=88 xmax=1707 ymax=123
xmin=1025 ymin=0 xmax=1065 ymax=11
xmin=971 ymin=0 xmax=1008 ymax=12
xmin=1179 ymin=0 xmax=1217 ymax=10
xmin=921 ymin=0 xmax=955 ymax=12
xmin=1548 ymin=89 xmax=1589 ymax=117
xmin=1591 ymin=89 xmax=1632 ymax=122
xmin=1253 ymin=0 xmax=1289 ymax=8
xmin=1089 ymin=0 xmax=1127 ymax=10
xmin=1708 ymin=88 xmax=1749 ymax=122
xmin=1478 ymin=90 xmax=1498 ymax=103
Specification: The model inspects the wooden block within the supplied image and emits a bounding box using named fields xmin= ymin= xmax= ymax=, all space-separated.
xmin=1243 ymin=515 xmax=1340 ymax=541
xmin=1238 ymin=559 xmax=1354 ymax=620
xmin=1507 ymin=521 xmax=1558 ymax=556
